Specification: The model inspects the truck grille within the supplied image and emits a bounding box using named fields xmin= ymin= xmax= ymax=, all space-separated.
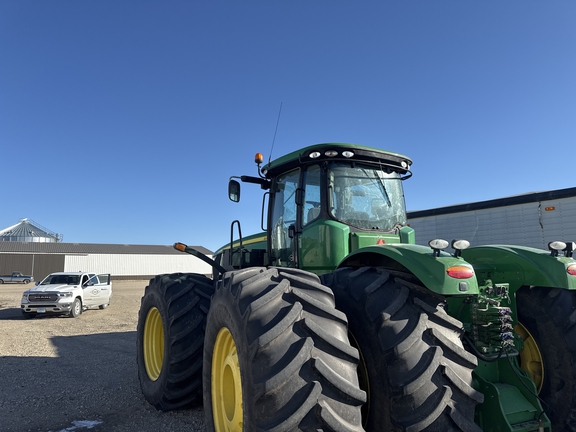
xmin=28 ymin=293 xmax=59 ymax=302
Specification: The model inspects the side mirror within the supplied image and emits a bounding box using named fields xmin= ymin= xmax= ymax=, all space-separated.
xmin=288 ymin=224 xmax=296 ymax=239
xmin=229 ymin=180 xmax=241 ymax=202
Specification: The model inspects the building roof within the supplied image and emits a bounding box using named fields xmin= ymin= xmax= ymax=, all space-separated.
xmin=0 ymin=241 xmax=213 ymax=256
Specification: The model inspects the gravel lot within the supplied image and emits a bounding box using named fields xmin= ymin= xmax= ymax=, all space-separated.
xmin=0 ymin=280 xmax=205 ymax=432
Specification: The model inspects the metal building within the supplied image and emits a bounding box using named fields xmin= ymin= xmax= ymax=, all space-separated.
xmin=0 ymin=242 xmax=214 ymax=282
xmin=0 ymin=219 xmax=62 ymax=243
xmin=407 ymin=187 xmax=576 ymax=250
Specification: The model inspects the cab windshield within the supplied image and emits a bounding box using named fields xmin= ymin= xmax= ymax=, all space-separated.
xmin=328 ymin=162 xmax=407 ymax=231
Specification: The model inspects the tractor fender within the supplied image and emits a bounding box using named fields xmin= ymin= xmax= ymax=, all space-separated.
xmin=462 ymin=245 xmax=576 ymax=291
xmin=337 ymin=244 xmax=480 ymax=296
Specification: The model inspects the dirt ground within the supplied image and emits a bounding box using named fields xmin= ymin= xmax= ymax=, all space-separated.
xmin=0 ymin=280 xmax=205 ymax=432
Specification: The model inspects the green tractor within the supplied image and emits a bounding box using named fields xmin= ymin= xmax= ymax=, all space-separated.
xmin=137 ymin=143 xmax=576 ymax=431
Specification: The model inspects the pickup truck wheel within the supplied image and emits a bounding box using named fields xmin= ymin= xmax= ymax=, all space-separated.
xmin=22 ymin=312 xmax=36 ymax=319
xmin=516 ymin=287 xmax=576 ymax=432
xmin=23 ymin=279 xmax=30 ymax=284
xmin=69 ymin=298 xmax=82 ymax=318
xmin=203 ymin=267 xmax=365 ymax=431
xmin=0 ymin=279 xmax=4 ymax=284
xmin=137 ymin=272 xmax=214 ymax=411
xmin=322 ymin=267 xmax=483 ymax=432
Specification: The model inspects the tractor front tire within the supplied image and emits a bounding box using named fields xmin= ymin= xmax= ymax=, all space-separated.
xmin=516 ymin=286 xmax=576 ymax=431
xmin=136 ymin=272 xmax=214 ymax=411
xmin=203 ymin=267 xmax=366 ymax=431
xmin=322 ymin=266 xmax=483 ymax=432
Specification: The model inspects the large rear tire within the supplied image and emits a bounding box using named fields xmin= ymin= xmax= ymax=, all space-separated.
xmin=322 ymin=266 xmax=483 ymax=432
xmin=136 ymin=272 xmax=214 ymax=411
xmin=516 ymin=286 xmax=576 ymax=431
xmin=203 ymin=267 xmax=366 ymax=431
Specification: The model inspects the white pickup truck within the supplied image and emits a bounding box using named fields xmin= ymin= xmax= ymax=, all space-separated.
xmin=21 ymin=272 xmax=112 ymax=319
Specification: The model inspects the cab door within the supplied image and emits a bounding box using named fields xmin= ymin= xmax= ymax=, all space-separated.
xmin=269 ymin=168 xmax=301 ymax=267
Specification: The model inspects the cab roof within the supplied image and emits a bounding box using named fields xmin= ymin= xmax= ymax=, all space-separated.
xmin=261 ymin=143 xmax=412 ymax=178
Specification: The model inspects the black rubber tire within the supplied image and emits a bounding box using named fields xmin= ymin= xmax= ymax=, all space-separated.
xmin=516 ymin=286 xmax=576 ymax=431
xmin=322 ymin=267 xmax=483 ymax=432
xmin=203 ymin=267 xmax=366 ymax=431
xmin=22 ymin=311 xmax=36 ymax=319
xmin=69 ymin=297 xmax=82 ymax=318
xmin=23 ymin=279 xmax=30 ymax=284
xmin=137 ymin=272 xmax=214 ymax=411
xmin=0 ymin=279 xmax=4 ymax=284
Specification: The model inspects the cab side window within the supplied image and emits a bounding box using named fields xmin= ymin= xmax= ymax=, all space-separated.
xmin=302 ymin=164 xmax=321 ymax=226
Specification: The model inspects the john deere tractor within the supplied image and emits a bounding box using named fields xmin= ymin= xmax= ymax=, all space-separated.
xmin=137 ymin=143 xmax=576 ymax=431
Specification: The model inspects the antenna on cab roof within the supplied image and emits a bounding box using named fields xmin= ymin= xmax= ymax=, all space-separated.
xmin=268 ymin=102 xmax=283 ymax=166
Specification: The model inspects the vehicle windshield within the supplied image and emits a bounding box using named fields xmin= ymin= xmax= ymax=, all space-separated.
xmin=41 ymin=274 xmax=81 ymax=285
xmin=328 ymin=162 xmax=407 ymax=231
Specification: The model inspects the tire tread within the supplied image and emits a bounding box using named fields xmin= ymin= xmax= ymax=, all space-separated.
xmin=204 ymin=267 xmax=365 ymax=431
xmin=137 ymin=272 xmax=214 ymax=411
xmin=323 ymin=266 xmax=482 ymax=432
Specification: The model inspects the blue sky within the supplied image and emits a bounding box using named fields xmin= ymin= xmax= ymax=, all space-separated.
xmin=1 ymin=1 xmax=575 ymax=252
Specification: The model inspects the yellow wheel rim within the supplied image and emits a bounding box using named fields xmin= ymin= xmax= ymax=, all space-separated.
xmin=212 ymin=327 xmax=243 ymax=431
xmin=143 ymin=307 xmax=164 ymax=381
xmin=515 ymin=322 xmax=544 ymax=393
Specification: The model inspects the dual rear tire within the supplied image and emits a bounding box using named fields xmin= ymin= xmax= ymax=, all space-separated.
xmin=137 ymin=268 xmax=366 ymax=430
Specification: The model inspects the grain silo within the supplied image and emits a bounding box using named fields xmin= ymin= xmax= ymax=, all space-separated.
xmin=0 ymin=219 xmax=62 ymax=243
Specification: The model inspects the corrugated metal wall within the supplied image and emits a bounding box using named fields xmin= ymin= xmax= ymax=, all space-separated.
xmin=0 ymin=254 xmax=65 ymax=282
xmin=0 ymin=254 xmax=33 ymax=275
xmin=408 ymin=196 xmax=576 ymax=250
xmin=0 ymin=252 xmax=211 ymax=282
xmin=409 ymin=202 xmax=544 ymax=248
xmin=64 ymin=254 xmax=213 ymax=279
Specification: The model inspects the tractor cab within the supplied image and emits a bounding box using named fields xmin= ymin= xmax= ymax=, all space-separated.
xmin=224 ymin=143 xmax=414 ymax=275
